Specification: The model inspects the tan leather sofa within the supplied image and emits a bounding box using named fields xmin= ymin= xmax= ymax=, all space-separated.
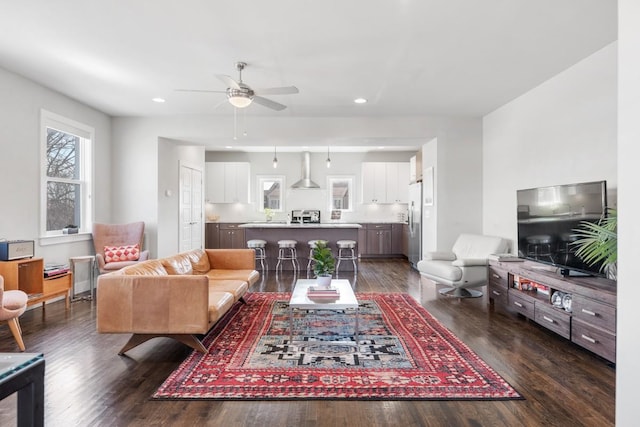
xmin=96 ymin=248 xmax=259 ymax=354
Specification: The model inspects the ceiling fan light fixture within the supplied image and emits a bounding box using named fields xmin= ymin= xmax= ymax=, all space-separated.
xmin=228 ymin=93 xmax=253 ymax=108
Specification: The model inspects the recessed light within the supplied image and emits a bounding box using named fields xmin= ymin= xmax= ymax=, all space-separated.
xmin=354 ymin=98 xmax=368 ymax=104
xmin=225 ymin=146 xmax=233 ymax=149
xmin=152 ymin=97 xmax=165 ymax=103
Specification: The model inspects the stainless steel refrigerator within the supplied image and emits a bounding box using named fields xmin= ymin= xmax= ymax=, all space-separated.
xmin=408 ymin=182 xmax=422 ymax=269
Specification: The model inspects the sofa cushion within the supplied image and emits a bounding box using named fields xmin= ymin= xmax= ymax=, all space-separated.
xmin=209 ymin=279 xmax=248 ymax=301
xmin=208 ymin=291 xmax=235 ymax=324
xmin=104 ymin=244 xmax=140 ymax=263
xmin=185 ymin=249 xmax=211 ymax=275
xmin=205 ymin=269 xmax=260 ymax=286
xmin=161 ymin=253 xmax=194 ymax=275
xmin=119 ymin=259 xmax=168 ymax=276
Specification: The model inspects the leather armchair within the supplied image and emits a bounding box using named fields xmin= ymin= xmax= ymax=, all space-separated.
xmin=92 ymin=222 xmax=150 ymax=274
xmin=417 ymin=233 xmax=508 ymax=297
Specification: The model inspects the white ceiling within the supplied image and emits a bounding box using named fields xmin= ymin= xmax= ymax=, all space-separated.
xmin=0 ymin=0 xmax=617 ymax=151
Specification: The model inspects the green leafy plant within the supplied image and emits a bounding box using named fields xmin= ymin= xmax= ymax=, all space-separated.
xmin=571 ymin=208 xmax=617 ymax=274
xmin=312 ymin=241 xmax=335 ymax=277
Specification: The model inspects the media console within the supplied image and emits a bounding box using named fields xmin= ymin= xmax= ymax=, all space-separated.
xmin=488 ymin=259 xmax=616 ymax=363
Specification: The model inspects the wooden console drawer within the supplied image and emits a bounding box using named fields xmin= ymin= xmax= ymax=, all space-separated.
xmin=509 ymin=293 xmax=534 ymax=318
xmin=43 ymin=273 xmax=71 ymax=294
xmin=534 ymin=303 xmax=571 ymax=339
xmin=572 ymin=295 xmax=616 ymax=333
xmin=572 ymin=318 xmax=616 ymax=362
xmin=488 ymin=283 xmax=508 ymax=306
xmin=488 ymin=266 xmax=509 ymax=289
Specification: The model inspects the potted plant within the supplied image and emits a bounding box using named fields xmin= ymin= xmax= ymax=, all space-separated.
xmin=572 ymin=208 xmax=617 ymax=280
xmin=312 ymin=241 xmax=335 ymax=287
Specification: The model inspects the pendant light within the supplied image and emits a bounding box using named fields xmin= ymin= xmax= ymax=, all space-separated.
xmin=326 ymin=146 xmax=331 ymax=168
xmin=272 ymin=146 xmax=278 ymax=168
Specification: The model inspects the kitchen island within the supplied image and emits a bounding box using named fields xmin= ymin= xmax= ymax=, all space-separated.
xmin=239 ymin=222 xmax=362 ymax=271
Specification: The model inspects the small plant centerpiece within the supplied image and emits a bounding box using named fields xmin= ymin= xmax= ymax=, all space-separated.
xmin=264 ymin=208 xmax=274 ymax=222
xmin=312 ymin=241 xmax=335 ymax=288
xmin=572 ymin=208 xmax=617 ymax=280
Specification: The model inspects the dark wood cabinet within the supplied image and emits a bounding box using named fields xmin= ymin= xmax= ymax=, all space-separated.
xmin=392 ymin=224 xmax=404 ymax=256
xmin=219 ymin=223 xmax=246 ymax=249
xmin=360 ymin=223 xmax=405 ymax=258
xmin=205 ymin=223 xmax=220 ymax=249
xmin=206 ymin=223 xmax=245 ymax=249
xmin=489 ymin=260 xmax=616 ymax=363
xmin=401 ymin=223 xmax=409 ymax=257
xmin=365 ymin=224 xmax=391 ymax=255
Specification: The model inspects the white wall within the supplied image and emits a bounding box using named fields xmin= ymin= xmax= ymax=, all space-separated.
xmin=157 ymin=139 xmax=205 ymax=257
xmin=482 ymin=42 xmax=617 ymax=252
xmin=617 ymin=2 xmax=639 ymax=425
xmin=420 ymin=117 xmax=484 ymax=253
xmin=0 ymin=67 xmax=111 ymax=293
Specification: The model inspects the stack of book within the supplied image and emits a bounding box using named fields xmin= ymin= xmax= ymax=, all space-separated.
xmin=44 ymin=263 xmax=70 ymax=278
xmin=307 ymin=286 xmax=340 ymax=300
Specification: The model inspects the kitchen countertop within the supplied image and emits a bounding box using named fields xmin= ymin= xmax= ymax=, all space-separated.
xmin=238 ymin=222 xmax=363 ymax=228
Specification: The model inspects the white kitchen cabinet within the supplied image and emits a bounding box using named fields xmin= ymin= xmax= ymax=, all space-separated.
xmin=386 ymin=162 xmax=410 ymax=203
xmin=361 ymin=162 xmax=387 ymax=203
xmin=361 ymin=162 xmax=409 ymax=204
xmin=205 ymin=163 xmax=225 ymax=203
xmin=205 ymin=162 xmax=250 ymax=203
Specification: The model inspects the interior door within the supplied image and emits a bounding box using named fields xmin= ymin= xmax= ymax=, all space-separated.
xmin=180 ymin=164 xmax=204 ymax=252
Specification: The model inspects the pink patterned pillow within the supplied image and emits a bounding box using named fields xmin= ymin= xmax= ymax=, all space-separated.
xmin=104 ymin=244 xmax=140 ymax=263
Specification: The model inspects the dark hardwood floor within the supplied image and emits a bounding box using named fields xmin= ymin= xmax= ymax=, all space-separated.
xmin=0 ymin=259 xmax=615 ymax=426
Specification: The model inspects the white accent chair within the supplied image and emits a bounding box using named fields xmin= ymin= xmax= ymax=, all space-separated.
xmin=417 ymin=234 xmax=508 ymax=298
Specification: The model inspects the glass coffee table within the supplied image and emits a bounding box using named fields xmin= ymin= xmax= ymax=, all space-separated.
xmin=288 ymin=279 xmax=359 ymax=344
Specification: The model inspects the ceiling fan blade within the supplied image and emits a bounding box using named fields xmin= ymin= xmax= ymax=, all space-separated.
xmin=215 ymin=74 xmax=240 ymax=89
xmin=253 ymin=86 xmax=299 ymax=95
xmin=252 ymin=96 xmax=287 ymax=111
xmin=175 ymin=89 xmax=226 ymax=93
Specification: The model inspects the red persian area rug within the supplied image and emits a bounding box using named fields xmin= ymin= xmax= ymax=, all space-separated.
xmin=153 ymin=292 xmax=522 ymax=400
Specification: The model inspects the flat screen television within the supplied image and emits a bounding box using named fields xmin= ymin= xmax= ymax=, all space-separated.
xmin=516 ymin=180 xmax=607 ymax=277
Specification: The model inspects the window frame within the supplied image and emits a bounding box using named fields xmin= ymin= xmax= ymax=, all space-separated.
xmin=40 ymin=109 xmax=94 ymax=242
xmin=327 ymin=175 xmax=354 ymax=212
xmin=256 ymin=175 xmax=285 ymax=213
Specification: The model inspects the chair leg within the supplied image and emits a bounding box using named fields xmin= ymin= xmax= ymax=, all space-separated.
xmin=7 ymin=317 xmax=26 ymax=351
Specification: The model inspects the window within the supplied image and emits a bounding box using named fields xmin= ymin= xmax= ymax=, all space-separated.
xmin=41 ymin=110 xmax=93 ymax=236
xmin=327 ymin=176 xmax=354 ymax=212
xmin=257 ymin=175 xmax=285 ymax=212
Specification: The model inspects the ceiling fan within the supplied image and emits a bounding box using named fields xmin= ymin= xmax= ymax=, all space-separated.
xmin=176 ymin=62 xmax=299 ymax=111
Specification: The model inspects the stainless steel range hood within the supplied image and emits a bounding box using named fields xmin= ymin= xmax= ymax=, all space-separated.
xmin=291 ymin=151 xmax=320 ymax=189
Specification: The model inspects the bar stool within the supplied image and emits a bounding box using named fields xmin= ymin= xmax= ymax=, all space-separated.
xmin=276 ymin=240 xmax=300 ymax=274
xmin=69 ymin=255 xmax=96 ymax=301
xmin=306 ymin=239 xmax=328 ymax=278
xmin=336 ymin=240 xmax=358 ymax=276
xmin=526 ymin=234 xmax=556 ymax=263
xmin=247 ymin=239 xmax=268 ymax=272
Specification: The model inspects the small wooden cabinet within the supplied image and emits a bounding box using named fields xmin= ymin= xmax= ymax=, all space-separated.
xmin=205 ymin=223 xmax=221 ymax=249
xmin=359 ymin=223 xmax=405 ymax=258
xmin=219 ymin=223 xmax=246 ymax=249
xmin=0 ymin=258 xmax=71 ymax=310
xmin=489 ymin=260 xmax=616 ymax=363
xmin=391 ymin=223 xmax=404 ymax=256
